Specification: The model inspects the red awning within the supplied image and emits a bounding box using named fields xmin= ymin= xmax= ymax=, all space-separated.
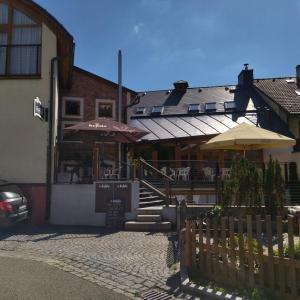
xmin=65 ymin=117 xmax=148 ymax=143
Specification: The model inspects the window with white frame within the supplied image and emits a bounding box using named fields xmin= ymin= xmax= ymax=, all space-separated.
xmin=62 ymin=97 xmax=84 ymax=118
xmin=61 ymin=121 xmax=82 ymax=142
xmin=95 ymin=99 xmax=115 ymax=119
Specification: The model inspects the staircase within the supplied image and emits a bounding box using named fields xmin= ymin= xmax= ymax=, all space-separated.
xmin=139 ymin=186 xmax=165 ymax=208
xmin=125 ymin=206 xmax=172 ymax=231
xmin=124 ymin=158 xmax=173 ymax=232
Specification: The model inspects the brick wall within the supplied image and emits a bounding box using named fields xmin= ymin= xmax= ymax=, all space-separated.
xmin=60 ymin=67 xmax=136 ymax=124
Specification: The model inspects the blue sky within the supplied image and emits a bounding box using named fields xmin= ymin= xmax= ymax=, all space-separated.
xmin=36 ymin=0 xmax=300 ymax=91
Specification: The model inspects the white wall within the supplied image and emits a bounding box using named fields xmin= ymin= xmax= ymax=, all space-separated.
xmin=51 ymin=181 xmax=140 ymax=226
xmin=0 ymin=24 xmax=57 ymax=183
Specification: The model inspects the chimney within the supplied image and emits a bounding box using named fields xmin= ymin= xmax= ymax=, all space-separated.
xmin=296 ymin=65 xmax=300 ymax=86
xmin=173 ymin=80 xmax=189 ymax=93
xmin=238 ymin=63 xmax=253 ymax=87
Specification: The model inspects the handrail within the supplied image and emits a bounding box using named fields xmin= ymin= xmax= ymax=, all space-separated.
xmin=139 ymin=157 xmax=174 ymax=181
xmin=140 ymin=179 xmax=167 ymax=199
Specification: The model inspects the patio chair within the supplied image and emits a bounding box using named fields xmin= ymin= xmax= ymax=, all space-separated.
xmin=177 ymin=167 xmax=190 ymax=181
xmin=160 ymin=167 xmax=167 ymax=176
xmin=169 ymin=168 xmax=177 ymax=181
xmin=203 ymin=167 xmax=215 ymax=182
xmin=221 ymin=168 xmax=231 ymax=180
xmin=103 ymin=168 xmax=112 ymax=180
xmin=109 ymin=168 xmax=120 ymax=179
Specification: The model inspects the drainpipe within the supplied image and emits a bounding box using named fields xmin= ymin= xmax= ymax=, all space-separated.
xmin=46 ymin=56 xmax=59 ymax=220
xmin=118 ymin=50 xmax=122 ymax=172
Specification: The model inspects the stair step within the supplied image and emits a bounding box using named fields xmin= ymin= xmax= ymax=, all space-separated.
xmin=137 ymin=214 xmax=162 ymax=222
xmin=139 ymin=200 xmax=165 ymax=208
xmin=139 ymin=195 xmax=160 ymax=201
xmin=125 ymin=221 xmax=171 ymax=232
xmin=139 ymin=191 xmax=154 ymax=196
xmin=136 ymin=207 xmax=163 ymax=215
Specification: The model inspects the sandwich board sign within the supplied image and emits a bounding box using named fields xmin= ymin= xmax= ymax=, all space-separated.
xmin=33 ymin=97 xmax=48 ymax=121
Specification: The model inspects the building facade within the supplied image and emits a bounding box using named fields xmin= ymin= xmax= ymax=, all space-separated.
xmin=0 ymin=0 xmax=74 ymax=223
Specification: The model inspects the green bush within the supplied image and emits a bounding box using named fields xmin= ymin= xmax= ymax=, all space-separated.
xmin=273 ymin=241 xmax=300 ymax=259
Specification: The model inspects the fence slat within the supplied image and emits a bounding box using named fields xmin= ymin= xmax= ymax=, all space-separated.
xmin=247 ymin=215 xmax=255 ymax=287
xmin=191 ymin=220 xmax=196 ymax=266
xmin=221 ymin=217 xmax=228 ymax=281
xmin=276 ymin=216 xmax=285 ymax=296
xmin=288 ymin=216 xmax=297 ymax=297
xmin=185 ymin=220 xmax=192 ymax=268
xmin=213 ymin=218 xmax=219 ymax=278
xmin=198 ymin=218 xmax=204 ymax=271
xmin=238 ymin=217 xmax=245 ymax=283
xmin=229 ymin=216 xmax=236 ymax=283
xmin=206 ymin=218 xmax=212 ymax=275
xmin=266 ymin=215 xmax=275 ymax=290
xmin=255 ymin=215 xmax=264 ymax=287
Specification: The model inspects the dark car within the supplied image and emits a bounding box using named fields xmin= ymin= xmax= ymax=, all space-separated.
xmin=0 ymin=181 xmax=29 ymax=227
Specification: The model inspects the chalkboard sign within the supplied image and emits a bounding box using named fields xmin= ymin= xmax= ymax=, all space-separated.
xmin=106 ymin=199 xmax=124 ymax=229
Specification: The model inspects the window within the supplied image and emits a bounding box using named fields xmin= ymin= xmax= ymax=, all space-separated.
xmin=95 ymin=99 xmax=115 ymax=119
xmin=188 ymin=104 xmax=200 ymax=113
xmin=224 ymin=101 xmax=237 ymax=110
xmin=205 ymin=102 xmax=217 ymax=111
xmin=136 ymin=107 xmax=146 ymax=115
xmin=0 ymin=3 xmax=41 ymax=76
xmin=151 ymin=106 xmax=164 ymax=115
xmin=63 ymin=98 xmax=83 ymax=118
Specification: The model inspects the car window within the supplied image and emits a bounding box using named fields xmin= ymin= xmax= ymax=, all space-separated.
xmin=0 ymin=184 xmax=23 ymax=195
xmin=0 ymin=192 xmax=21 ymax=199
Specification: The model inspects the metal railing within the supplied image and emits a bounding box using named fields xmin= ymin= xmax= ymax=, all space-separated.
xmin=138 ymin=157 xmax=175 ymax=205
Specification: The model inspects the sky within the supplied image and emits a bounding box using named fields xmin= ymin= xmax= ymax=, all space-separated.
xmin=36 ymin=0 xmax=300 ymax=91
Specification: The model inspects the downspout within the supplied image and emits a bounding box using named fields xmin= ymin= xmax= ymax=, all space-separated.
xmin=46 ymin=56 xmax=59 ymax=220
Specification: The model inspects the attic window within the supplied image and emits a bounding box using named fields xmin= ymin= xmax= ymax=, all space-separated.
xmin=205 ymin=102 xmax=217 ymax=111
xmin=224 ymin=101 xmax=237 ymax=110
xmin=136 ymin=107 xmax=146 ymax=115
xmin=295 ymin=90 xmax=300 ymax=96
xmin=188 ymin=104 xmax=200 ymax=113
xmin=151 ymin=106 xmax=164 ymax=115
xmin=286 ymin=79 xmax=295 ymax=83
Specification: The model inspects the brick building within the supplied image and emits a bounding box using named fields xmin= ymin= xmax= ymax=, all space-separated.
xmin=56 ymin=66 xmax=137 ymax=183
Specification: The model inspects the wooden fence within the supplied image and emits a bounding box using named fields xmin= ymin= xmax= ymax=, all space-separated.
xmin=181 ymin=215 xmax=300 ymax=300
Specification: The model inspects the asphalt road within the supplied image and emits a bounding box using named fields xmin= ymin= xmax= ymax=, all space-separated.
xmin=0 ymin=256 xmax=130 ymax=300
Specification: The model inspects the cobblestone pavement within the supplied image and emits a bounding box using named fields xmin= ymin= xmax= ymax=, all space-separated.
xmin=0 ymin=226 xmax=201 ymax=299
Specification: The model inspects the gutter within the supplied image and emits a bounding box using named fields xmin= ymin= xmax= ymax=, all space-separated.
xmin=46 ymin=56 xmax=59 ymax=220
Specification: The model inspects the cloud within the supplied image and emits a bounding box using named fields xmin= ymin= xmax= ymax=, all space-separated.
xmin=133 ymin=23 xmax=144 ymax=34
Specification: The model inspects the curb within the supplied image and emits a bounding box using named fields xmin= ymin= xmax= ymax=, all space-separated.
xmin=180 ymin=267 xmax=244 ymax=300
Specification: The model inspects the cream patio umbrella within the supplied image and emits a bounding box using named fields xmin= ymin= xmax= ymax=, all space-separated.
xmin=200 ymin=123 xmax=296 ymax=156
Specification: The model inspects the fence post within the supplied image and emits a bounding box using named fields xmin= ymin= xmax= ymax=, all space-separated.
xmin=266 ymin=215 xmax=275 ymax=290
xmin=287 ymin=216 xmax=297 ymax=297
xmin=246 ymin=215 xmax=255 ymax=287
xmin=276 ymin=215 xmax=285 ymax=296
xmin=220 ymin=217 xmax=228 ymax=281
xmin=255 ymin=215 xmax=264 ymax=288
xmin=228 ymin=216 xmax=236 ymax=283
xmin=191 ymin=220 xmax=196 ymax=266
xmin=206 ymin=218 xmax=212 ymax=276
xmin=198 ymin=218 xmax=204 ymax=271
xmin=238 ymin=217 xmax=245 ymax=283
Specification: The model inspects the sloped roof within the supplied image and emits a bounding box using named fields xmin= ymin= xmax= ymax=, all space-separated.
xmin=254 ymin=77 xmax=300 ymax=114
xmin=128 ymin=84 xmax=292 ymax=142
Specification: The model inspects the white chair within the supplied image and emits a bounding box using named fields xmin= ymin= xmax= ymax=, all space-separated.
xmin=221 ymin=168 xmax=231 ymax=180
xmin=203 ymin=167 xmax=215 ymax=182
xmin=161 ymin=167 xmax=167 ymax=176
xmin=109 ymin=168 xmax=119 ymax=179
xmin=169 ymin=168 xmax=177 ymax=180
xmin=177 ymin=167 xmax=190 ymax=181
xmin=103 ymin=168 xmax=112 ymax=179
